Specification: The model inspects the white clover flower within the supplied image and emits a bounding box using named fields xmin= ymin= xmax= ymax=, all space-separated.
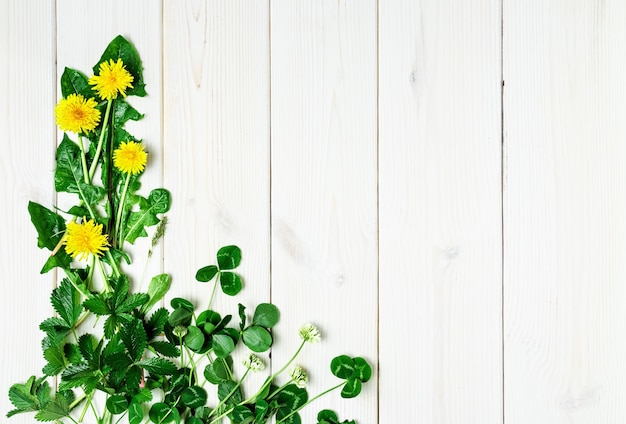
xmin=173 ymin=325 xmax=188 ymax=338
xmin=299 ymin=323 xmax=321 ymax=343
xmin=242 ymin=354 xmax=265 ymax=372
xmin=289 ymin=365 xmax=308 ymax=388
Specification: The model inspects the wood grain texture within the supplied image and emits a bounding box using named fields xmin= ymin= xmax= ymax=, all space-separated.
xmin=379 ymin=0 xmax=503 ymax=422
xmin=0 ymin=2 xmax=56 ymax=423
xmin=503 ymin=1 xmax=626 ymax=422
xmin=162 ymin=0 xmax=271 ymax=392
xmin=270 ymin=1 xmax=378 ymax=422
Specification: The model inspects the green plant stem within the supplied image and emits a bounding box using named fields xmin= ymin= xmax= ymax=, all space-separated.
xmin=208 ymin=368 xmax=250 ymax=418
xmin=78 ymin=390 xmax=94 ymax=422
xmin=88 ymin=99 xmax=113 ymax=181
xmin=77 ymin=135 xmax=90 ymax=184
xmin=275 ymin=381 xmax=345 ymax=424
xmin=95 ymin=256 xmax=111 ymax=292
xmin=105 ymin=250 xmax=121 ymax=277
xmin=69 ymin=394 xmax=87 ymax=410
xmin=115 ymin=172 xmax=131 ymax=246
xmin=207 ymin=274 xmax=220 ymax=311
xmin=208 ymin=406 xmax=235 ymax=424
xmin=243 ymin=340 xmax=306 ymax=404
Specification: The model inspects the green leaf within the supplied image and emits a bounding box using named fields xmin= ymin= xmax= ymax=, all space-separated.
xmin=252 ymin=303 xmax=280 ymax=328
xmin=277 ymin=384 xmax=308 ymax=412
xmin=128 ymin=399 xmax=144 ymax=424
xmin=148 ymin=189 xmax=171 ymax=213
xmin=148 ymin=402 xmax=179 ymax=424
xmin=106 ymin=394 xmax=128 ymax=415
xmin=181 ymin=386 xmax=207 ymax=409
xmin=55 ymin=135 xmax=105 ymax=205
xmin=137 ymin=357 xmax=177 ymax=375
xmin=238 ymin=303 xmax=247 ymax=330
xmin=219 ymin=271 xmax=242 ymax=296
xmin=242 ymin=326 xmax=272 ymax=352
xmin=184 ymin=326 xmax=205 ymax=352
xmin=212 ymin=333 xmax=235 ymax=358
xmin=216 ymin=245 xmax=241 ymax=270
xmin=185 ymin=417 xmax=204 ymax=424
xmin=50 ymin=278 xmax=82 ymax=327
xmin=113 ymin=99 xmax=143 ymax=126
xmin=149 ymin=341 xmax=180 ymax=358
xmin=146 ymin=307 xmax=169 ymax=337
xmin=255 ymin=400 xmax=269 ymax=422
xmin=330 ymin=355 xmax=355 ymax=379
xmin=195 ymin=265 xmax=218 ymax=283
xmin=170 ymin=297 xmax=194 ymax=311
xmin=317 ymin=410 xmax=339 ymax=424
xmin=8 ymin=382 xmax=38 ymax=411
xmin=142 ymin=274 xmax=171 ymax=314
xmin=124 ymin=189 xmax=171 ymax=244
xmin=217 ymin=380 xmax=243 ymax=405
xmin=60 ymin=67 xmax=92 ymax=98
xmin=352 ymin=357 xmax=372 ymax=382
xmin=121 ymin=318 xmax=147 ymax=362
xmin=231 ymin=405 xmax=254 ymax=423
xmin=94 ymin=35 xmax=146 ymax=97
xmin=27 ymin=201 xmax=66 ymax=251
xmin=43 ymin=344 xmax=66 ymax=376
xmin=168 ymin=307 xmax=193 ymax=327
xmin=118 ymin=293 xmax=150 ymax=313
xmin=83 ymin=296 xmax=111 ymax=315
xmin=203 ymin=357 xmax=232 ymax=384
xmin=34 ymin=394 xmax=70 ymax=421
xmin=340 ymin=378 xmax=362 ymax=399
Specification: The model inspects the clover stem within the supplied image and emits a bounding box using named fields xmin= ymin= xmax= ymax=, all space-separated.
xmin=208 ymin=407 xmax=235 ymax=424
xmin=208 ymin=368 xmax=250 ymax=418
xmin=115 ymin=172 xmax=131 ymax=245
xmin=69 ymin=393 xmax=87 ymax=410
xmin=78 ymin=390 xmax=94 ymax=422
xmin=243 ymin=340 xmax=306 ymax=404
xmin=207 ymin=274 xmax=220 ymax=311
xmin=275 ymin=381 xmax=345 ymax=424
xmin=88 ymin=99 xmax=113 ymax=181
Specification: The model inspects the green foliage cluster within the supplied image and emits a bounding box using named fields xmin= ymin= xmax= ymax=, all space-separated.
xmin=7 ymin=36 xmax=371 ymax=424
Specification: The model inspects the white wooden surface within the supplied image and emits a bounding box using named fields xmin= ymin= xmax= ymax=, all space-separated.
xmin=2 ymin=1 xmax=626 ymax=423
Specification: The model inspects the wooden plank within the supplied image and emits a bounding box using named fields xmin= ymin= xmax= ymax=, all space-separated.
xmin=0 ymin=2 xmax=56 ymax=423
xmin=503 ymin=1 xmax=626 ymax=422
xmin=379 ymin=1 xmax=503 ymax=422
xmin=162 ymin=0 xmax=271 ymax=392
xmin=270 ymin=1 xmax=378 ymax=422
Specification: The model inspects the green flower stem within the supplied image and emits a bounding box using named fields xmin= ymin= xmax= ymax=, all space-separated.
xmin=87 ymin=255 xmax=96 ymax=291
xmin=95 ymin=256 xmax=111 ymax=292
xmin=267 ymin=379 xmax=294 ymax=400
xmin=275 ymin=381 xmax=345 ymax=424
xmin=243 ymin=339 xmax=306 ymax=404
xmin=78 ymin=390 xmax=95 ymax=422
xmin=69 ymin=393 xmax=87 ymax=410
xmin=207 ymin=274 xmax=220 ymax=311
xmin=115 ymin=172 xmax=131 ymax=246
xmin=208 ymin=406 xmax=235 ymax=424
xmin=77 ymin=135 xmax=90 ymax=184
xmin=208 ymin=368 xmax=250 ymax=418
xmin=105 ymin=250 xmax=121 ymax=278
xmin=88 ymin=99 xmax=113 ymax=181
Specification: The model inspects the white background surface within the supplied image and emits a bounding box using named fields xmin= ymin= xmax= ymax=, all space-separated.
xmin=2 ymin=1 xmax=626 ymax=423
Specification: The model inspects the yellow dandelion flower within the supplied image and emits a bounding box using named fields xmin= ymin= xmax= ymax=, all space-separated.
xmin=113 ymin=141 xmax=147 ymax=175
xmin=88 ymin=58 xmax=134 ymax=100
xmin=64 ymin=219 xmax=110 ymax=261
xmin=54 ymin=94 xmax=101 ymax=133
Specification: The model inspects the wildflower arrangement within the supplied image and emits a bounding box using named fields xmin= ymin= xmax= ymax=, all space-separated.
xmin=6 ymin=36 xmax=371 ymax=424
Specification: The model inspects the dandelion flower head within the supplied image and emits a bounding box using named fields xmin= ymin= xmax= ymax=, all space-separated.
xmin=289 ymin=365 xmax=308 ymax=388
xmin=89 ymin=58 xmax=134 ymax=100
xmin=299 ymin=323 xmax=321 ymax=344
xmin=64 ymin=219 xmax=109 ymax=261
xmin=242 ymin=354 xmax=265 ymax=372
xmin=54 ymin=93 xmax=101 ymax=134
xmin=113 ymin=141 xmax=147 ymax=175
